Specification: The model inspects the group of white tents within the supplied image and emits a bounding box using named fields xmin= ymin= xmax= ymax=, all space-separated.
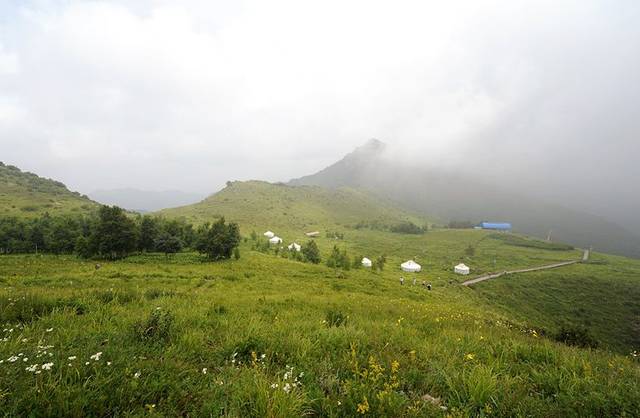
xmin=264 ymin=231 xmax=300 ymax=251
xmin=361 ymin=258 xmax=469 ymax=275
xmin=264 ymin=230 xmax=470 ymax=275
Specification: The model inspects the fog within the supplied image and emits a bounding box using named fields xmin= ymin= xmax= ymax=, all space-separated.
xmin=1 ymin=1 xmax=639 ymax=230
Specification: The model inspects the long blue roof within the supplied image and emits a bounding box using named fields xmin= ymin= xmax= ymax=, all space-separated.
xmin=480 ymin=222 xmax=512 ymax=230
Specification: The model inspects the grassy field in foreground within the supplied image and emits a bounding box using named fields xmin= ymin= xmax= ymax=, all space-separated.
xmin=0 ymin=238 xmax=639 ymax=416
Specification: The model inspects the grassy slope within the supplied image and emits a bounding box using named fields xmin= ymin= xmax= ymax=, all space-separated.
xmin=472 ymin=252 xmax=640 ymax=353
xmin=0 ymin=180 xmax=639 ymax=415
xmin=159 ymin=180 xmax=427 ymax=234
xmin=0 ymin=250 xmax=638 ymax=416
xmin=0 ymin=162 xmax=98 ymax=217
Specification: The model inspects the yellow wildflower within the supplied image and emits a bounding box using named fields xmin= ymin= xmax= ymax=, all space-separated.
xmin=357 ymin=397 xmax=370 ymax=414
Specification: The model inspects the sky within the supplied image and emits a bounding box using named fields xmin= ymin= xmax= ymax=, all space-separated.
xmin=1 ymin=1 xmax=639 ymax=227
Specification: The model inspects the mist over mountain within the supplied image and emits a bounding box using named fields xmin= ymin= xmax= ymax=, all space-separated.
xmin=89 ymin=188 xmax=204 ymax=213
xmin=290 ymin=139 xmax=640 ymax=258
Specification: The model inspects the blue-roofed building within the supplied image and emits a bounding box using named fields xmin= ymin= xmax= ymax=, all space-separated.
xmin=480 ymin=222 xmax=512 ymax=231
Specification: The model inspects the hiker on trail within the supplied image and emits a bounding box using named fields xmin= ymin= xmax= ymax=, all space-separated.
xmin=400 ymin=277 xmax=404 ymax=285
xmin=427 ymin=283 xmax=432 ymax=291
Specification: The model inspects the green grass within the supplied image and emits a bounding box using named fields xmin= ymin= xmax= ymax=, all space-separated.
xmin=1 ymin=179 xmax=639 ymax=415
xmin=0 ymin=234 xmax=638 ymax=416
xmin=472 ymin=252 xmax=640 ymax=353
xmin=0 ymin=162 xmax=98 ymax=217
xmin=159 ymin=181 xmax=428 ymax=234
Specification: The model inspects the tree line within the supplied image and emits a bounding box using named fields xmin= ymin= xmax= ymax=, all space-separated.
xmin=0 ymin=205 xmax=240 ymax=260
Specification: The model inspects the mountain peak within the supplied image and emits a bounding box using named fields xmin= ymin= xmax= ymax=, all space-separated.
xmin=355 ymin=138 xmax=386 ymax=154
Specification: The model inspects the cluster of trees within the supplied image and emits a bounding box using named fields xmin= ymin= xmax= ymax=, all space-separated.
xmin=0 ymin=206 xmax=241 ymax=261
xmin=447 ymin=220 xmax=476 ymax=229
xmin=353 ymin=219 xmax=427 ymax=235
xmin=389 ymin=221 xmax=426 ymax=235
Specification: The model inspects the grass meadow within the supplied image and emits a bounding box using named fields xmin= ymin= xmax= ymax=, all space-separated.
xmin=1 ymin=229 xmax=639 ymax=416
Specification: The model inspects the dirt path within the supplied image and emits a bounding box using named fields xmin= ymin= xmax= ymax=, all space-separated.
xmin=461 ymin=249 xmax=589 ymax=286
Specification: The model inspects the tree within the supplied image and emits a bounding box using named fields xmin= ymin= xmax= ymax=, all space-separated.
xmin=139 ymin=216 xmax=159 ymax=252
xmin=194 ymin=217 xmax=241 ymax=260
xmin=374 ymin=255 xmax=386 ymax=271
xmin=327 ymin=245 xmax=350 ymax=270
xmin=154 ymin=233 xmax=183 ymax=258
xmin=302 ymin=240 xmax=321 ymax=264
xmin=74 ymin=236 xmax=92 ymax=259
xmin=89 ymin=206 xmax=138 ymax=259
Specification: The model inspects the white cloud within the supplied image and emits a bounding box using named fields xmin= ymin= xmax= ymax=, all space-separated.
xmin=0 ymin=0 xmax=638 ymax=220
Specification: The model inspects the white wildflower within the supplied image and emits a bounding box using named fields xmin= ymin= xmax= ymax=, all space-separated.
xmin=41 ymin=362 xmax=54 ymax=370
xmin=283 ymin=383 xmax=292 ymax=393
xmin=134 ymin=371 xmax=141 ymax=379
xmin=25 ymin=364 xmax=37 ymax=372
xmin=8 ymin=356 xmax=19 ymax=362
xmin=90 ymin=352 xmax=102 ymax=361
xmin=271 ymin=383 xmax=279 ymax=389
xmin=202 ymin=368 xmax=207 ymax=374
xmin=85 ymin=362 xmax=90 ymax=365
xmin=46 ymin=328 xmax=53 ymax=332
xmin=107 ymin=361 xmax=112 ymax=366
xmin=68 ymin=356 xmax=77 ymax=360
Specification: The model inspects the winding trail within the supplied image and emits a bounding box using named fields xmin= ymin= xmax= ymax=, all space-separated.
xmin=461 ymin=249 xmax=589 ymax=286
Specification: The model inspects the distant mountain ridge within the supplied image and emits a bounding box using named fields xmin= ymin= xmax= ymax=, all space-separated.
xmin=0 ymin=161 xmax=98 ymax=217
xmin=290 ymin=140 xmax=640 ymax=258
xmin=90 ymin=188 xmax=204 ymax=212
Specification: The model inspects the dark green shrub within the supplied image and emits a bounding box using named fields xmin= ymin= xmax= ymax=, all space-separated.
xmin=553 ymin=326 xmax=599 ymax=348
xmin=133 ymin=309 xmax=175 ymax=345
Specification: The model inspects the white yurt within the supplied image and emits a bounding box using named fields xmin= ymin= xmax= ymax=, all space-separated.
xmin=401 ymin=260 xmax=421 ymax=272
xmin=362 ymin=257 xmax=372 ymax=268
xmin=269 ymin=236 xmax=283 ymax=244
xmin=288 ymin=242 xmax=301 ymax=252
xmin=454 ymin=263 xmax=470 ymax=275
xmin=263 ymin=231 xmax=275 ymax=238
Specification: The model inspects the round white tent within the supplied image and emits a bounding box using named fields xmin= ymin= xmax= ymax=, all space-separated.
xmin=288 ymin=242 xmax=301 ymax=252
xmin=269 ymin=236 xmax=283 ymax=244
xmin=263 ymin=231 xmax=275 ymax=238
xmin=362 ymin=257 xmax=372 ymax=268
xmin=401 ymin=260 xmax=421 ymax=272
xmin=454 ymin=263 xmax=470 ymax=275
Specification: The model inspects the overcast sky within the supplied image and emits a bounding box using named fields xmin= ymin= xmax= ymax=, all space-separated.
xmin=1 ymin=0 xmax=639 ymax=224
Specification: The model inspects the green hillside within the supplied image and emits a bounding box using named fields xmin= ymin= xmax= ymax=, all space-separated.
xmin=160 ymin=180 xmax=428 ymax=235
xmin=473 ymin=253 xmax=640 ymax=353
xmin=290 ymin=140 xmax=640 ymax=259
xmin=0 ymin=162 xmax=98 ymax=217
xmin=1 ymin=178 xmax=639 ymax=415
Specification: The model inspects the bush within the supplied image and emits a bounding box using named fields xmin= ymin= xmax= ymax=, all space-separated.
xmin=553 ymin=326 xmax=599 ymax=348
xmin=302 ymin=240 xmax=321 ymax=264
xmin=326 ymin=245 xmax=350 ymax=270
xmin=133 ymin=309 xmax=175 ymax=345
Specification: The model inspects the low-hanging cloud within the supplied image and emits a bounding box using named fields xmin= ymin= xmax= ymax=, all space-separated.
xmin=0 ymin=0 xmax=639 ymax=229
